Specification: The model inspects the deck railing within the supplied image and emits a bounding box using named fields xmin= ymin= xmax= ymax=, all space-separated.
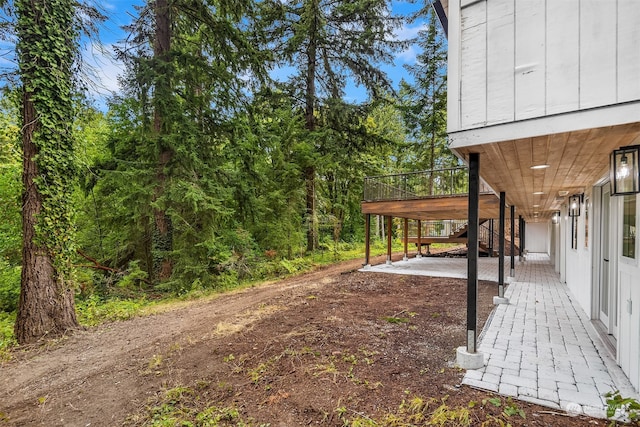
xmin=363 ymin=167 xmax=493 ymax=202
xmin=408 ymin=220 xmax=468 ymax=238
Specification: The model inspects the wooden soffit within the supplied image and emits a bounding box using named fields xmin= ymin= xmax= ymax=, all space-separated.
xmin=452 ymin=121 xmax=640 ymax=222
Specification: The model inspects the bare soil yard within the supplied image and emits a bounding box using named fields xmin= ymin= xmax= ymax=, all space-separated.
xmin=0 ymin=256 xmax=606 ymax=426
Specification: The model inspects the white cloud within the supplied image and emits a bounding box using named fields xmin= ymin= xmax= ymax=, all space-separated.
xmin=396 ymin=45 xmax=418 ymax=64
xmin=81 ymin=42 xmax=124 ymax=98
xmin=389 ymin=22 xmax=426 ymax=65
xmin=393 ymin=22 xmax=427 ymax=42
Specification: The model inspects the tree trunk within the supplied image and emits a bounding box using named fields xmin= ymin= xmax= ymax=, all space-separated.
xmin=152 ymin=0 xmax=173 ymax=281
xmin=304 ymin=0 xmax=319 ymax=253
xmin=15 ymin=91 xmax=78 ymax=344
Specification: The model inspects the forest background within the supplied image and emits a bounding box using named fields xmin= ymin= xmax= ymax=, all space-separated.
xmin=0 ymin=0 xmax=457 ymax=351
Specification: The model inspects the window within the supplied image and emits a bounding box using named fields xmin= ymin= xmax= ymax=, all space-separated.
xmin=571 ymin=215 xmax=578 ymax=249
xmin=622 ymin=195 xmax=636 ymax=258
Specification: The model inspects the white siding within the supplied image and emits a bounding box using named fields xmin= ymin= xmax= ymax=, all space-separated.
xmin=526 ymin=222 xmax=549 ymax=253
xmin=449 ymin=0 xmax=640 ymax=133
xmin=460 ymin=1 xmax=487 ymax=128
xmin=618 ymin=1 xmax=640 ymax=102
xmin=514 ymin=0 xmax=545 ymax=120
xmin=579 ymin=0 xmax=617 ymax=109
xmin=546 ymin=0 xmax=580 ymax=115
xmin=565 ymin=212 xmax=592 ymax=317
xmin=486 ymin=0 xmax=514 ymax=124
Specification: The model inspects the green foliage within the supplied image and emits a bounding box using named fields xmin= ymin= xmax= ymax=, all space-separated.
xmin=399 ymin=9 xmax=457 ymax=172
xmin=0 ymin=312 xmax=16 ymax=361
xmin=605 ymin=390 xmax=640 ymax=425
xmin=0 ymin=100 xmax=21 ymax=268
xmin=0 ymin=260 xmax=20 ymax=312
xmin=76 ymin=296 xmax=149 ymax=326
xmin=133 ymin=385 xmax=266 ymax=426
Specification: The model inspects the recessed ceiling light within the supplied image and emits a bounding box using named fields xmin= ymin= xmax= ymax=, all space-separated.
xmin=533 ymin=191 xmax=544 ymax=195
xmin=533 ymin=204 xmax=540 ymax=207
xmin=530 ymin=164 xmax=550 ymax=170
xmin=558 ymin=190 xmax=569 ymax=196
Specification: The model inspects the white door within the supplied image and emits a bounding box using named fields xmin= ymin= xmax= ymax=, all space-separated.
xmin=599 ymin=186 xmax=611 ymax=330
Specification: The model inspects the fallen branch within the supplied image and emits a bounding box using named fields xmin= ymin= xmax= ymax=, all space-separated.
xmin=76 ymin=250 xmax=121 ymax=274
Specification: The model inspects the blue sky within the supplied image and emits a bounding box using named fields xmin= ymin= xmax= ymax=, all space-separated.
xmin=84 ymin=0 xmax=430 ymax=108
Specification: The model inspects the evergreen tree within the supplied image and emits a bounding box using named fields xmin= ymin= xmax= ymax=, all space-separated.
xmin=97 ymin=0 xmax=268 ymax=286
xmin=399 ymin=7 xmax=457 ymax=179
xmin=260 ymin=0 xmax=404 ymax=252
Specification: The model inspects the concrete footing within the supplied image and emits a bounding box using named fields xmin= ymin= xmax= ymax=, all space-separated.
xmin=456 ymin=347 xmax=485 ymax=369
xmin=403 ymin=255 xmax=409 ymax=261
xmin=415 ymin=254 xmax=422 ymax=259
xmin=493 ymin=296 xmax=509 ymax=305
xmin=385 ymin=260 xmax=393 ymax=265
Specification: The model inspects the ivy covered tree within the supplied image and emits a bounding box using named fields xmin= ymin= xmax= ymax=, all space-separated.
xmin=260 ymin=0 xmax=404 ymax=252
xmin=14 ymin=0 xmax=80 ymax=343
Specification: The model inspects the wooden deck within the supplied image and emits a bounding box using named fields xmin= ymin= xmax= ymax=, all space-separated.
xmin=361 ymin=193 xmax=501 ymax=221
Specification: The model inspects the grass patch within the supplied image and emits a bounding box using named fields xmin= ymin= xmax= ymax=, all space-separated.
xmin=0 ymin=311 xmax=16 ymax=361
xmin=125 ymin=385 xmax=268 ymax=427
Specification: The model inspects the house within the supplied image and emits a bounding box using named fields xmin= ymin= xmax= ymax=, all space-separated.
xmin=443 ymin=0 xmax=640 ymax=390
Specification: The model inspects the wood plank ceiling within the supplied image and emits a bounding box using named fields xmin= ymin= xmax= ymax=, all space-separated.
xmin=453 ymin=122 xmax=640 ymax=222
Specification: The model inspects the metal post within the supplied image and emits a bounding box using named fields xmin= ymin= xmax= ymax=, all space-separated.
xmin=386 ymin=216 xmax=393 ymax=265
xmin=499 ymin=192 xmax=505 ymax=296
xmin=364 ymin=214 xmax=371 ymax=267
xmin=488 ymin=219 xmax=494 ymax=257
xmin=522 ymin=220 xmax=526 ymax=259
xmin=510 ymin=205 xmax=515 ymax=277
xmin=417 ymin=219 xmax=422 ymax=258
xmin=403 ymin=218 xmax=409 ymax=261
xmin=467 ymin=153 xmax=480 ymax=353
xmin=518 ymin=215 xmax=523 ymax=262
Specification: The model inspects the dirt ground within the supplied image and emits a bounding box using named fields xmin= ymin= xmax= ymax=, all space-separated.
xmin=0 ymin=255 xmax=609 ymax=426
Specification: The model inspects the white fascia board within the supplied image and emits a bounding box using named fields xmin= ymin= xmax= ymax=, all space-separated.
xmin=448 ymin=100 xmax=640 ymax=149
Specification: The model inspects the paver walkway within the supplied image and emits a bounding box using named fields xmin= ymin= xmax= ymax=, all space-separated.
xmin=362 ymin=253 xmax=639 ymax=419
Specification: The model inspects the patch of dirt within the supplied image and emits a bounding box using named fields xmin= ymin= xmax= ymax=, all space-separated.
xmin=0 ymin=255 xmax=607 ymax=426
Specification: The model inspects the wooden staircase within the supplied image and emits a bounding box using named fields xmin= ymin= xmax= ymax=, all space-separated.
xmin=405 ymin=220 xmax=520 ymax=256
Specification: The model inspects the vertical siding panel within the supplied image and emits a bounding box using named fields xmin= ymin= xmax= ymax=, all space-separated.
xmin=546 ymin=0 xmax=580 ymax=115
xmin=580 ymin=0 xmax=617 ymax=108
xmin=486 ymin=0 xmax=515 ymax=124
xmin=617 ymin=1 xmax=640 ymax=102
xmin=514 ymin=0 xmax=546 ymax=120
xmin=447 ymin=0 xmax=461 ymax=133
xmin=460 ymin=1 xmax=487 ymax=128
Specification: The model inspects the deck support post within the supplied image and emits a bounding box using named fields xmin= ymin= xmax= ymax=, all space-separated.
xmin=386 ymin=216 xmax=393 ymax=265
xmin=403 ymin=218 xmax=409 ymax=261
xmin=364 ymin=214 xmax=371 ymax=267
xmin=518 ymin=216 xmax=524 ymax=262
xmin=494 ymin=192 xmax=509 ymax=305
xmin=416 ymin=220 xmax=422 ymax=258
xmin=488 ymin=219 xmax=494 ymax=257
xmin=457 ymin=152 xmax=484 ymax=369
xmin=522 ymin=220 xmax=526 ymax=260
xmin=510 ymin=205 xmax=516 ymax=279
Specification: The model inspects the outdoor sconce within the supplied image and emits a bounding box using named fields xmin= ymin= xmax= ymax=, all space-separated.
xmin=610 ymin=145 xmax=640 ymax=196
xmin=569 ymin=194 xmax=582 ymax=217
